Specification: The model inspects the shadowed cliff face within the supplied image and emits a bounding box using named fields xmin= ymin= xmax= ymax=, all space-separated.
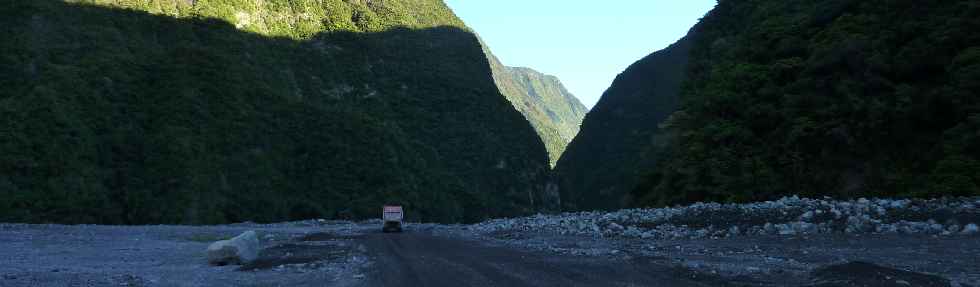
xmin=0 ymin=0 xmax=551 ymax=224
xmin=554 ymin=35 xmax=694 ymax=211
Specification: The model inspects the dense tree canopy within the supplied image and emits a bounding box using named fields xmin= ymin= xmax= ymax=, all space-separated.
xmin=638 ymin=0 xmax=980 ymax=206
xmin=560 ymin=0 xmax=979 ymax=210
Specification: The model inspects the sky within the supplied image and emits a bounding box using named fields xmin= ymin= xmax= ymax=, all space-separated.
xmin=444 ymin=1 xmax=717 ymax=109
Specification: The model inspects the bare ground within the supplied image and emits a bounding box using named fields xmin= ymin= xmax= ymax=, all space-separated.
xmin=0 ymin=221 xmax=371 ymax=287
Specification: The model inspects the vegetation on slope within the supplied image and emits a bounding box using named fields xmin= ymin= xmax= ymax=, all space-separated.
xmin=636 ymin=0 xmax=980 ymax=206
xmin=506 ymin=66 xmax=587 ymax=162
xmin=482 ymin=48 xmax=587 ymax=166
xmin=0 ymin=0 xmax=550 ymax=224
xmin=554 ymin=36 xmax=694 ymax=210
xmin=561 ymin=0 xmax=980 ymax=210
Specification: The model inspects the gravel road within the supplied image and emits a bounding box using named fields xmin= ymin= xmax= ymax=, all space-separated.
xmin=357 ymin=231 xmax=725 ymax=287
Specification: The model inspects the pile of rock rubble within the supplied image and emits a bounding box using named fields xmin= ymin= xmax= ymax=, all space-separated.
xmin=468 ymin=196 xmax=980 ymax=240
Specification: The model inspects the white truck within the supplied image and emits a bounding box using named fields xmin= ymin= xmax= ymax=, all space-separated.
xmin=382 ymin=205 xmax=404 ymax=233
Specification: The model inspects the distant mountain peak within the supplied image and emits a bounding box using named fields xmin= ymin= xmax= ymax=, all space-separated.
xmin=481 ymin=46 xmax=588 ymax=166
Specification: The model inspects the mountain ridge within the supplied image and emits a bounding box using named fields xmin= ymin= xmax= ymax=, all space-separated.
xmin=0 ymin=0 xmax=552 ymax=224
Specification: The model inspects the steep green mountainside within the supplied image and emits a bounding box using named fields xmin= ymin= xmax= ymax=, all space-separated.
xmin=0 ymin=0 xmax=551 ymax=224
xmin=554 ymin=36 xmax=693 ymax=210
xmin=561 ymin=0 xmax=980 ymax=211
xmin=482 ymin=47 xmax=587 ymax=166
xmin=505 ymin=67 xmax=588 ymax=156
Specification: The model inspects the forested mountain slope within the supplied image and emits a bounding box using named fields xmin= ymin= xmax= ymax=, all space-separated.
xmin=0 ymin=0 xmax=551 ymax=224
xmin=554 ymin=36 xmax=694 ymax=210
xmin=483 ymin=48 xmax=587 ymax=166
xmin=560 ymin=0 xmax=980 ymax=210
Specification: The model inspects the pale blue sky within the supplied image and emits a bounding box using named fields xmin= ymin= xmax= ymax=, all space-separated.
xmin=444 ymin=1 xmax=717 ymax=109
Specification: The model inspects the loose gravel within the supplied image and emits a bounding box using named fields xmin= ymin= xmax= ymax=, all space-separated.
xmin=0 ymin=220 xmax=374 ymax=287
xmin=465 ymin=196 xmax=980 ymax=240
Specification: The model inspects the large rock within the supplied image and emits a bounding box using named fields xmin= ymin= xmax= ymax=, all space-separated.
xmin=207 ymin=231 xmax=260 ymax=266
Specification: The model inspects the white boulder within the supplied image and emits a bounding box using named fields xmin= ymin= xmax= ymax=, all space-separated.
xmin=207 ymin=231 xmax=260 ymax=266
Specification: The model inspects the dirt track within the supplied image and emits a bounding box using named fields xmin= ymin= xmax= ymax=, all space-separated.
xmin=357 ymin=231 xmax=724 ymax=287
